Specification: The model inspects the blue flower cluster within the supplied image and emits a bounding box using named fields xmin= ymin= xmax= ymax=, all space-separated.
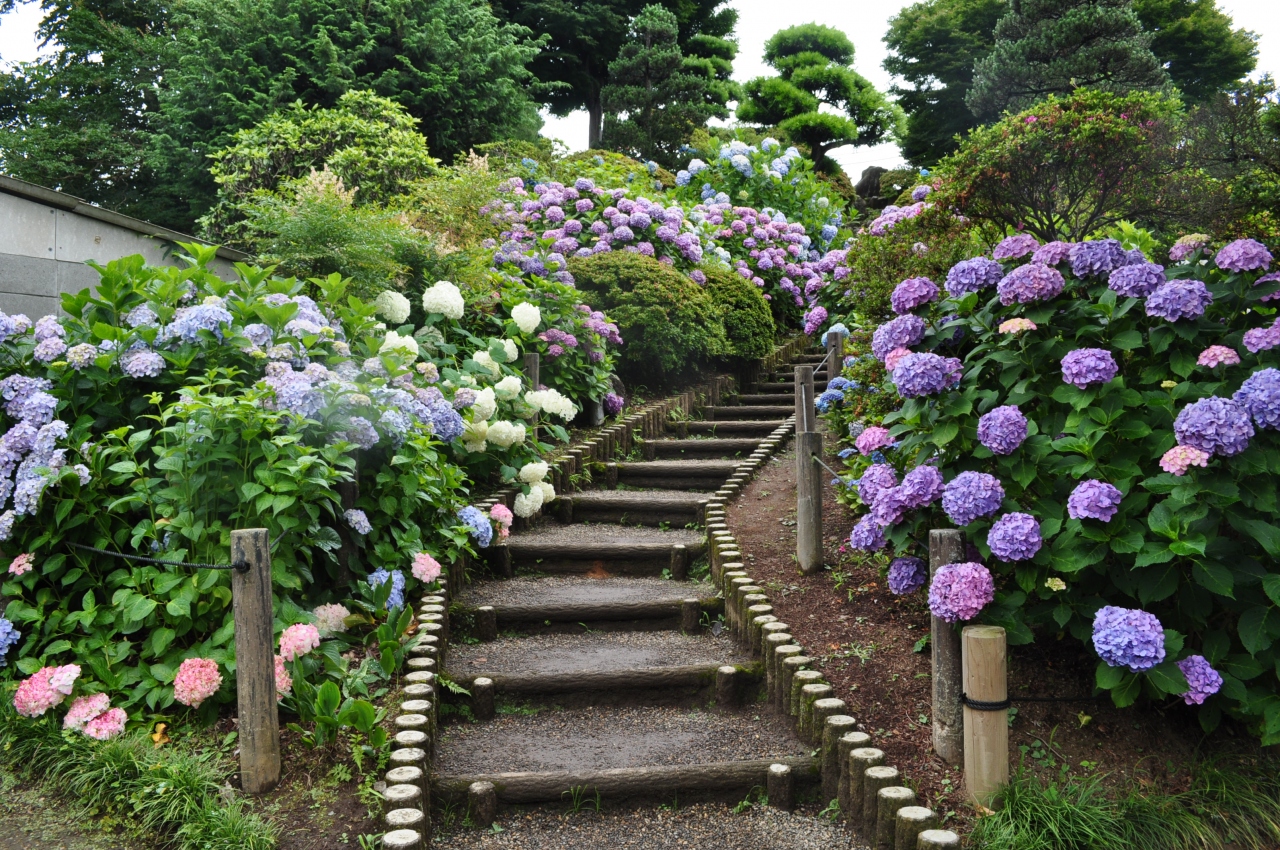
xmin=368 ymin=568 xmax=405 ymax=610
xmin=458 ymin=506 xmax=493 ymax=548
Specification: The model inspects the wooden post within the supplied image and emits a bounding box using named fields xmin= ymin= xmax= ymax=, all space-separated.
xmin=767 ymin=763 xmax=795 ymax=812
xmin=523 ymin=352 xmax=540 ymax=440
xmin=231 ymin=528 xmax=281 ymax=795
xmin=963 ymin=625 xmax=1009 ymax=806
xmin=929 ymin=529 xmax=965 ymax=766
xmin=794 ymin=365 xmax=815 ymax=432
xmin=796 ymin=430 xmax=823 ymax=575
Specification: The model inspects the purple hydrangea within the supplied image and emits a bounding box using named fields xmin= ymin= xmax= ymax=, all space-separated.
xmin=344 ymin=508 xmax=372 ymax=535
xmin=1032 ymin=241 xmax=1073 ymax=266
xmin=1174 ymin=396 xmax=1254 ymax=457
xmin=1169 ymin=235 xmax=1209 ymax=262
xmin=887 ymin=557 xmax=927 ymax=595
xmin=942 ymin=472 xmax=1005 ymax=526
xmin=900 ymin=465 xmax=944 ymax=507
xmin=977 ymin=406 xmax=1028 ymax=455
xmin=1177 ymin=655 xmax=1223 ymax=705
xmin=891 ymin=352 xmax=963 ymax=398
xmin=997 ymin=263 xmax=1064 ymax=305
xmin=928 ymin=562 xmax=995 ymax=622
xmin=33 ymin=336 xmax=67 ymax=363
xmin=1233 ymin=368 xmax=1280 ymax=429
xmin=33 ymin=315 xmax=64 ymax=341
xmin=891 ymin=277 xmax=940 ymax=314
xmin=857 ymin=464 xmax=898 ymax=506
xmin=871 ymin=486 xmax=912 ymax=527
xmin=1061 ymin=348 xmax=1118 ymax=389
xmin=1107 ymin=263 xmax=1165 ymax=298
xmin=1069 ymin=239 xmax=1125 ymax=278
xmin=993 ymin=234 xmax=1040 ymax=261
xmin=911 ymin=185 xmax=932 ymax=201
xmin=603 ymin=392 xmax=625 ymax=416
xmin=987 ymin=512 xmax=1042 ymax=561
xmin=1092 ymin=606 xmax=1165 ymax=672
xmin=1068 ymin=480 xmax=1123 ymax=521
xmin=1214 ymin=238 xmax=1273 ymax=273
xmin=119 ymin=348 xmax=165 ymax=378
xmin=1145 ymin=280 xmax=1212 ymax=322
xmin=1243 ymin=324 xmax=1280 ymax=353
xmin=803 ymin=306 xmax=829 ymax=336
xmin=871 ymin=314 xmax=926 ymax=360
xmin=945 ymin=257 xmax=1004 ymax=297
xmin=848 ymin=515 xmax=887 ymax=551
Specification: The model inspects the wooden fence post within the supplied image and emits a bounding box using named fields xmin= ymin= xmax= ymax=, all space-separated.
xmin=794 ymin=365 xmax=815 ymax=433
xmin=796 ymin=431 xmax=823 ymax=575
xmin=825 ymin=333 xmax=844 ymax=386
xmin=231 ymin=528 xmax=281 ymax=794
xmin=963 ymin=625 xmax=1008 ymax=806
xmin=929 ymin=529 xmax=964 ymax=765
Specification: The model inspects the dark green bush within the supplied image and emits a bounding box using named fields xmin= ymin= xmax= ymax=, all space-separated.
xmin=700 ymin=264 xmax=775 ymax=361
xmin=568 ymin=252 xmax=727 ymax=387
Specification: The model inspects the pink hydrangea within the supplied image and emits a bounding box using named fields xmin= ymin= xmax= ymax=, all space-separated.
xmin=1160 ymin=445 xmax=1211 ymax=476
xmin=490 ymin=504 xmax=513 ymax=540
xmin=312 ymin=603 xmax=351 ymax=635
xmin=278 ymin=623 xmax=321 ymax=662
xmin=14 ymin=664 xmax=79 ymax=716
xmin=274 ymin=655 xmax=292 ymax=697
xmin=1197 ymin=346 xmax=1240 ymax=368
xmin=48 ymin=664 xmax=80 ymax=695
xmin=173 ymin=658 xmax=223 ymax=708
xmin=412 ymin=552 xmax=443 ymax=583
xmin=855 ymin=426 xmax=893 ymax=456
xmin=928 ymin=562 xmax=995 ymax=622
xmin=884 ymin=347 xmax=912 ymax=371
xmin=82 ymin=707 xmax=127 ymax=740
xmin=63 ymin=693 xmax=111 ymax=731
xmin=998 ymin=318 xmax=1037 ymax=334
xmin=8 ymin=553 xmax=33 ymax=576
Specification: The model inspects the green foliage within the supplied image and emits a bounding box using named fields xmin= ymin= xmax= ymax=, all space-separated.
xmin=968 ymin=0 xmax=1169 ymax=120
xmin=700 ymin=265 xmax=776 ymax=361
xmin=567 ymin=252 xmax=727 ymax=387
xmin=602 ymin=5 xmax=722 ymax=169
xmin=737 ymin=24 xmax=900 ymax=172
xmin=1134 ymin=0 xmax=1258 ymax=105
xmin=1189 ymin=77 xmax=1280 ymax=242
xmin=553 ymin=149 xmax=676 ymax=191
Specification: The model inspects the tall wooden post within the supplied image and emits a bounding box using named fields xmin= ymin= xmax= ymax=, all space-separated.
xmin=825 ymin=333 xmax=844 ymax=386
xmin=796 ymin=431 xmax=823 ymax=575
xmin=794 ymin=365 xmax=815 ymax=433
xmin=929 ymin=529 xmax=964 ymax=765
xmin=963 ymin=625 xmax=1008 ymax=805
xmin=231 ymin=528 xmax=281 ymax=794
xmin=523 ymin=352 xmax=541 ymax=439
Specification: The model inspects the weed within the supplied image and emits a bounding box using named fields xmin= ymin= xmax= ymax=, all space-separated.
xmin=733 ymin=786 xmax=767 ymax=813
xmin=913 ymin=634 xmax=931 ymax=653
xmin=818 ymin=798 xmax=841 ymax=820
xmin=495 ymin=701 xmax=542 ymax=717
xmin=563 ymin=785 xmax=601 ymax=814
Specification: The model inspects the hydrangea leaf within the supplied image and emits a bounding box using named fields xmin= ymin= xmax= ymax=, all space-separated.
xmin=1145 ymin=659 xmax=1190 ymax=696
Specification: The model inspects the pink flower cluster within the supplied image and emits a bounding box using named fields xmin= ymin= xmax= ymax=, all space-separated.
xmin=279 ymin=623 xmax=321 ymax=662
xmin=413 ymin=551 xmax=444 ymax=582
xmin=61 ymin=692 xmax=127 ymax=739
xmin=313 ymin=603 xmax=351 ymax=634
xmin=274 ymin=655 xmax=292 ymax=697
xmin=855 ymin=426 xmax=893 ymax=456
xmin=1160 ymin=445 xmax=1211 ymax=476
xmin=8 ymin=553 xmax=33 ymax=576
xmin=489 ymin=504 xmax=514 ymax=540
xmin=998 ymin=318 xmax=1037 ymax=334
xmin=173 ymin=658 xmax=223 ymax=708
xmin=884 ymin=348 xmax=912 ymax=371
xmin=14 ymin=664 xmax=79 ymax=717
xmin=1197 ymin=346 xmax=1240 ymax=368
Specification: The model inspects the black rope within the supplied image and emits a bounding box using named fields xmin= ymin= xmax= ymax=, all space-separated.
xmin=69 ymin=542 xmax=250 ymax=573
xmin=961 ymin=692 xmax=1104 ymax=711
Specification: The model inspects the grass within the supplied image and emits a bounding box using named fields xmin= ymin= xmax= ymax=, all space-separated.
xmin=970 ymin=758 xmax=1280 ymax=850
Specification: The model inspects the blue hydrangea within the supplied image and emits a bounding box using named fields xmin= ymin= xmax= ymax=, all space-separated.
xmin=161 ymin=298 xmax=234 ymax=344
xmin=887 ymin=557 xmax=927 ymax=595
xmin=1069 ymin=239 xmax=1125 ymax=278
xmin=368 ymin=568 xmax=405 ymax=610
xmin=1092 ymin=606 xmax=1165 ymax=672
xmin=942 ymin=472 xmax=1005 ymax=526
xmin=0 ymin=617 xmax=19 ymax=666
xmin=848 ymin=515 xmax=887 ymax=551
xmin=815 ymin=388 xmax=844 ymax=412
xmin=458 ymin=506 xmax=493 ymax=548
xmin=1177 ymin=655 xmax=1222 ymax=705
xmin=345 ymin=509 xmax=372 ymax=535
xmin=996 ymin=263 xmax=1064 ymax=305
xmin=1145 ymin=280 xmax=1212 ymax=322
xmin=900 ymin=465 xmax=944 ymax=507
xmin=1233 ymin=368 xmax=1280 ymax=429
xmin=1174 ymin=396 xmax=1254 ymax=457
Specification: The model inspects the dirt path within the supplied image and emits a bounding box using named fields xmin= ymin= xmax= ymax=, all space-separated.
xmin=0 ymin=770 xmax=138 ymax=850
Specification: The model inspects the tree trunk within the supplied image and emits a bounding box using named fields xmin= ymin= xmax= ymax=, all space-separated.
xmin=588 ymin=85 xmax=603 ymax=149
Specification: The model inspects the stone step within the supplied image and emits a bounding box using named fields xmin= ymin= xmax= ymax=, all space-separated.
xmin=557 ymin=489 xmax=712 ymax=527
xmin=753 ymin=382 xmax=795 ymax=393
xmin=505 ymin=524 xmax=705 ymax=576
xmin=680 ymin=420 xmax=786 ymax=437
xmin=704 ymin=405 xmax=793 ymax=421
xmin=614 ymin=459 xmax=741 ymax=491
xmin=456 ymin=576 xmax=722 ymax=629
xmin=646 ymin=438 xmax=762 ymax=460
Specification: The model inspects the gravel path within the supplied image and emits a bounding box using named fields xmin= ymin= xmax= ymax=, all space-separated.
xmin=446 ymin=631 xmax=747 ymax=677
xmin=568 ymin=489 xmax=711 ymax=506
xmin=459 ymin=576 xmax=719 ymax=608
xmin=438 ymin=705 xmax=807 ymax=775
xmin=510 ymin=524 xmax=704 ymax=547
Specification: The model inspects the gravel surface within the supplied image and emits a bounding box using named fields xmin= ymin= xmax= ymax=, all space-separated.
xmin=459 ymin=576 xmax=719 ymax=608
xmin=438 ymin=705 xmax=807 ymax=775
xmin=510 ymin=524 xmax=704 ymax=548
xmin=433 ymin=802 xmax=866 ymax=850
xmin=568 ymin=489 xmax=711 ymax=506
xmin=447 ymin=631 xmax=747 ymax=677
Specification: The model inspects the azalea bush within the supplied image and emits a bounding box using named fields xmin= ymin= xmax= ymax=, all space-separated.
xmin=832 ymin=232 xmax=1280 ymax=741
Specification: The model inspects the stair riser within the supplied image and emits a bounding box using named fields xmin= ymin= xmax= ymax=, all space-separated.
xmin=704 ymin=406 xmax=793 ymax=421
xmin=567 ymin=505 xmax=704 ymax=526
xmin=678 ymin=422 xmax=785 ymax=437
xmin=615 ymin=475 xmax=729 ymax=491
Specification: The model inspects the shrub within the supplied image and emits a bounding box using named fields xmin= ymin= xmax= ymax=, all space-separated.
xmin=700 ymin=264 xmax=775 ymax=361
xmin=568 ymin=252 xmax=727 ymax=386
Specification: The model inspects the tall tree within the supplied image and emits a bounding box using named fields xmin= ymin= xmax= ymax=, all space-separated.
xmin=967 ymin=0 xmax=1169 ymax=120
xmin=737 ymin=24 xmax=900 ymax=174
xmin=487 ymin=0 xmax=737 ymax=149
xmin=1132 ymin=0 xmax=1257 ymax=104
xmin=601 ymin=5 xmax=720 ymax=167
xmin=883 ymin=0 xmax=1005 ymax=167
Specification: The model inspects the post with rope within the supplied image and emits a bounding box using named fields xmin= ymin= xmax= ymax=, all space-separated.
xmin=824 ymin=331 xmax=844 ymax=387
xmin=231 ymin=528 xmax=281 ymax=794
xmin=795 ymin=364 xmax=822 ymax=575
xmin=930 ymin=529 xmax=965 ymax=765
xmin=962 ymin=625 xmax=1008 ymax=806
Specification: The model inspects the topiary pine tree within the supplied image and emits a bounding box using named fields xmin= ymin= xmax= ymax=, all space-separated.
xmin=601 ymin=5 xmax=721 ymax=168
xmin=967 ymin=0 xmax=1169 ymax=120
xmin=736 ymin=24 xmax=900 ymax=174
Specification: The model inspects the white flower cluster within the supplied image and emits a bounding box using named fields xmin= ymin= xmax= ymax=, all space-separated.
xmin=518 ymin=462 xmax=548 ymax=483
xmin=374 ymin=290 xmax=411 ymax=324
xmin=462 ymin=419 xmax=488 ymax=453
xmin=501 ymin=339 xmax=519 ymax=362
xmin=487 ymin=420 xmax=526 ymax=448
xmin=422 ymin=281 xmax=465 ymax=320
xmin=471 ymin=350 xmax=502 ymax=377
xmin=379 ymin=330 xmax=418 ymax=360
xmin=495 ymin=375 xmax=523 ymax=400
xmin=514 ymin=480 xmax=557 ymax=517
xmin=525 ymin=388 xmax=577 ymax=421
xmin=511 ymin=302 xmax=541 ymax=334
xmin=471 ymin=387 xmax=497 ymax=420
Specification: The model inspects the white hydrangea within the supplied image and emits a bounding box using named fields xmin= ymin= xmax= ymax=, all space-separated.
xmin=535 ymin=481 xmax=556 ymax=503
xmin=511 ymin=302 xmax=541 ymax=334
xmin=519 ymin=461 xmax=549 ymax=483
xmin=422 ymin=281 xmax=465 ymax=319
xmin=471 ymin=387 xmax=497 ymax=421
xmin=525 ymin=389 xmax=578 ymax=421
xmin=514 ymin=486 xmax=544 ymax=517
xmin=472 ymin=350 xmax=502 ymax=377
xmin=495 ymin=375 xmax=523 ymax=400
xmin=462 ymin=419 xmax=488 ymax=453
xmin=374 ymin=290 xmax=411 ymax=324
xmin=487 ymin=420 xmax=526 ymax=448
xmin=501 ymin=339 xmax=519 ymax=363
xmin=379 ymin=330 xmax=419 ymax=360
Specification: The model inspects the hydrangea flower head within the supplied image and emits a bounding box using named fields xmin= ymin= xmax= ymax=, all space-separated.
xmin=884 ymin=347 xmax=912 ymax=371
xmin=987 ymin=512 xmax=1042 ymax=561
xmin=421 ymin=281 xmax=465 ymax=319
xmin=1233 ymin=368 xmax=1280 ymax=429
xmin=1177 ymin=655 xmax=1223 ymax=705
xmin=279 ymin=623 xmax=321 ymax=662
xmin=8 ymin=552 xmax=33 ymax=576
xmin=0 ymin=617 xmax=20 ymax=666
xmin=928 ymin=562 xmax=995 ymax=622
xmin=1174 ymin=396 xmax=1253 ymax=457
xmin=1197 ymin=346 xmax=1240 ymax=368
xmin=511 ymin=302 xmax=541 ymax=334
xmin=458 ymin=505 xmax=494 ymax=548
xmin=1146 ymin=280 xmax=1212 ymax=322
xmin=993 ymin=234 xmax=1040 ymax=261
xmin=344 ymin=509 xmax=372 ymax=535
xmin=412 ymin=552 xmax=443 ymax=583
xmin=977 ymin=406 xmax=1027 ymax=455
xmin=855 ymin=426 xmax=893 ymax=456
xmin=942 ymin=472 xmax=1005 ymax=526
xmin=604 ymin=392 xmax=625 ymax=416
xmin=1243 ymin=323 xmax=1280 ymax=353
xmin=1214 ymin=238 xmax=1273 ymax=273
xmin=63 ymin=693 xmax=111 ymax=730
xmin=900 ymin=465 xmax=945 ymax=508
xmin=1168 ymin=234 xmax=1209 ymax=262
xmin=1108 ymin=263 xmax=1165 ymax=298
xmin=1092 ymin=606 xmax=1165 ymax=672
xmin=945 ymin=257 xmax=1004 ymax=297
xmin=374 ymin=291 xmax=411 ymax=324
xmin=312 ymin=603 xmax=351 ymax=635
xmin=82 ymin=707 xmax=127 ymax=740
xmin=1068 ymin=480 xmax=1123 ymax=521
xmin=275 ymin=655 xmax=292 ymax=696
xmin=1031 ymin=241 xmax=1072 ymax=266
xmin=857 ymin=464 xmax=898 ymax=506
xmin=890 ymin=278 xmax=939 ymax=314
xmin=1069 ymin=239 xmax=1125 ymax=278
xmin=848 ymin=515 xmax=887 ymax=551
xmin=1061 ymin=348 xmax=1118 ymax=389
xmin=870 ymin=485 xmax=912 ymax=527
xmin=367 ymin=568 xmax=405 ymax=609
xmin=888 ymin=557 xmax=927 ymax=595
xmin=999 ymin=318 xmax=1037 ymax=335
xmin=1160 ymin=444 xmax=1210 ymax=475
xmin=173 ymin=658 xmax=223 ymax=708
xmin=892 ymin=352 xmax=963 ymax=398
xmin=997 ymin=263 xmax=1064 ymax=304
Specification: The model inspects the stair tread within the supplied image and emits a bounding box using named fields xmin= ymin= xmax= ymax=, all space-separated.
xmin=506 ymin=523 xmax=703 ymax=552
xmin=459 ymin=576 xmax=718 ymax=611
xmin=446 ymin=631 xmax=745 ymax=680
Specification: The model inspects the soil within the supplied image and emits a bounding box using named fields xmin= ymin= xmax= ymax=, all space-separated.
xmin=725 ymin=440 xmax=1256 ymax=831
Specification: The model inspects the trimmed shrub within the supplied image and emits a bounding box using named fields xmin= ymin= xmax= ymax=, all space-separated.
xmin=700 ymin=264 xmax=775 ymax=361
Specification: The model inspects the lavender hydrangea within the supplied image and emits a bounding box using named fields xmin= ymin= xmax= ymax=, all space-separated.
xmin=344 ymin=509 xmax=372 ymax=535
xmin=891 ymin=352 xmax=962 ymax=398
xmin=870 ymin=486 xmax=912 ymax=527
xmin=996 ymin=263 xmax=1064 ymax=305
xmin=1174 ymin=396 xmax=1254 ymax=457
xmin=1092 ymin=606 xmax=1165 ymax=672
xmin=1031 ymin=241 xmax=1073 ymax=266
xmin=368 ymin=568 xmax=405 ymax=610
xmin=1107 ymin=263 xmax=1165 ymax=298
xmin=0 ymin=616 xmax=19 ymax=665
xmin=977 ymin=406 xmax=1028 ymax=455
xmin=871 ymin=314 xmax=925 ymax=360
xmin=942 ymin=472 xmax=1005 ymax=526
xmin=857 ymin=464 xmax=898 ymax=506
xmin=890 ymin=277 xmax=940 ymax=314
xmin=987 ymin=512 xmax=1042 ymax=561
xmin=848 ymin=515 xmax=887 ymax=551
xmin=803 ymin=306 xmax=828 ymax=336
xmin=993 ymin=234 xmax=1040 ymax=261
xmin=900 ymin=465 xmax=944 ymax=508
xmin=1233 ymin=368 xmax=1280 ymax=429
xmin=1061 ymin=348 xmax=1118 ymax=389
xmin=945 ymin=257 xmax=1004 ymax=297
xmin=887 ymin=557 xmax=927 ymax=595
xmin=458 ymin=506 xmax=493 ymax=548
xmin=1145 ymin=280 xmax=1212 ymax=322
xmin=342 ymin=417 xmax=380 ymax=450
xmin=33 ymin=337 xmax=67 ymax=363
xmin=1214 ymin=238 xmax=1273 ymax=273
xmin=604 ymin=392 xmax=625 ymax=416
xmin=119 ymin=348 xmax=165 ymax=378
xmin=1176 ymin=655 xmax=1223 ymax=705
xmin=1069 ymin=239 xmax=1125 ymax=278
xmin=1067 ymin=480 xmax=1123 ymax=521
xmin=1169 ymin=234 xmax=1209 ymax=262
xmin=65 ymin=344 xmax=98 ymax=370
xmin=928 ymin=562 xmax=995 ymax=622
xmin=161 ymin=298 xmax=234 ymax=344
xmin=124 ymin=305 xmax=159 ymax=328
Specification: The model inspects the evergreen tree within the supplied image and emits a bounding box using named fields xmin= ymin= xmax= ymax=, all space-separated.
xmin=601 ymin=5 xmax=719 ymax=167
xmin=1133 ymin=0 xmax=1257 ymax=104
xmin=737 ymin=24 xmax=900 ymax=174
xmin=968 ymin=0 xmax=1169 ymax=120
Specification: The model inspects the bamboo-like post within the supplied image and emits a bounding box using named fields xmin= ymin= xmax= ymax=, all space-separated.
xmin=796 ymin=431 xmax=823 ymax=575
xmin=231 ymin=529 xmax=281 ymax=794
xmin=963 ymin=625 xmax=1009 ymax=806
xmin=929 ymin=529 xmax=965 ymax=765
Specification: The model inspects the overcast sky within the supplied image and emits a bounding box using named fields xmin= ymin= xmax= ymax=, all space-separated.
xmin=2 ymin=0 xmax=1277 ymax=176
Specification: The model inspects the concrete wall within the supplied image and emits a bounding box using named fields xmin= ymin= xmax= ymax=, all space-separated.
xmin=0 ymin=179 xmax=242 ymax=318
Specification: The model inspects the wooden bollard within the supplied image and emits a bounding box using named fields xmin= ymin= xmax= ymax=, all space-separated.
xmin=670 ymin=544 xmax=689 ymax=580
xmin=799 ymin=684 xmax=833 ymax=741
xmin=772 ymin=645 xmax=802 ymax=707
xmin=896 ymin=806 xmax=937 ymax=850
xmin=681 ymin=599 xmax=701 ymax=634
xmin=790 ymin=669 xmax=824 ymax=718
xmin=838 ymin=732 xmax=872 ymax=815
xmin=384 ymin=783 xmax=422 ymax=812
xmin=768 ymin=763 xmax=795 ymax=812
xmin=393 ymin=730 xmax=428 ymax=751
xmin=822 ymin=715 xmax=857 ymax=802
xmin=863 ymin=766 xmax=900 ymax=838
xmin=716 ymin=665 xmax=739 ymax=708
xmin=849 ymin=748 xmax=885 ymax=829
xmin=230 ymin=528 xmax=281 ymax=795
xmin=476 ymin=606 xmax=498 ymax=642
xmin=918 ymin=829 xmax=960 ymax=848
xmin=469 ymin=780 xmax=498 ymax=828
xmin=795 ymin=431 xmax=823 ymax=575
xmin=385 ymin=808 xmax=426 ymax=832
xmin=963 ymin=625 xmax=1008 ymax=806
xmin=781 ymin=656 xmax=814 ymax=715
xmin=877 ymin=786 xmax=916 ymax=849
xmin=382 ymin=829 xmax=422 ymax=849
xmin=929 ymin=529 xmax=965 ymax=765
xmin=811 ymin=697 xmax=845 ymax=747
xmin=764 ymin=634 xmax=792 ymax=697
xmin=794 ymin=365 xmax=816 ymax=431
xmin=473 ymin=677 xmax=495 ymax=722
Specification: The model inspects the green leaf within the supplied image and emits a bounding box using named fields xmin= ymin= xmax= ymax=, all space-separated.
xmin=1263 ymin=575 xmax=1280 ymax=608
xmin=1111 ymin=330 xmax=1143 ymax=351
xmin=1192 ymin=561 xmax=1234 ymax=597
xmin=1096 ymin=661 xmax=1126 ymax=690
xmin=1145 ymin=660 xmax=1190 ymax=696
xmin=931 ymin=421 xmax=959 ymax=447
xmin=1238 ymin=607 xmax=1277 ymax=655
xmin=1170 ymin=349 xmax=1196 ymax=378
xmin=1111 ymin=673 xmax=1142 ymax=707
xmin=1227 ymin=516 xmax=1280 ymax=558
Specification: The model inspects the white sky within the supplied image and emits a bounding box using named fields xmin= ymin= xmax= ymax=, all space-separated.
xmin=2 ymin=0 xmax=1277 ymax=176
